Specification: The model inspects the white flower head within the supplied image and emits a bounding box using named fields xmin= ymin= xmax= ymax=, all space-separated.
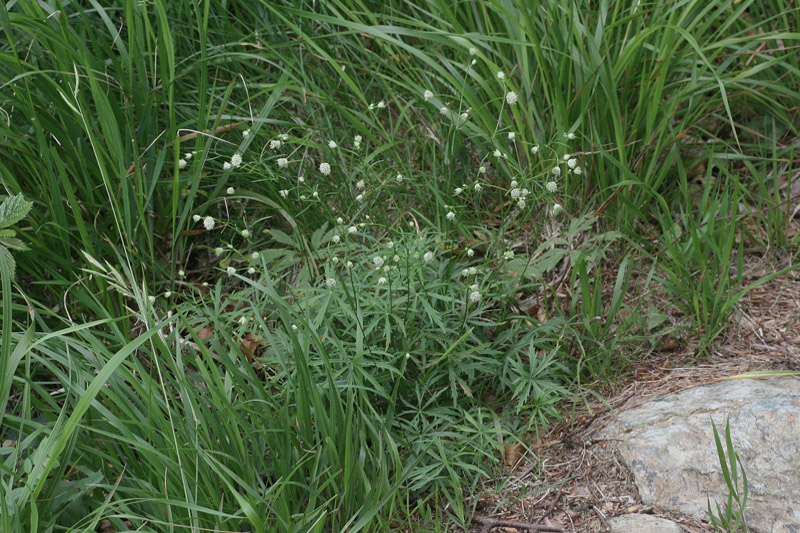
xmin=469 ymin=47 xmax=477 ymax=55
xmin=280 ymin=133 xmax=289 ymax=141
xmin=226 ymin=266 xmax=236 ymax=275
xmin=214 ymin=247 xmax=224 ymax=256
xmin=503 ymin=250 xmax=515 ymax=260
xmin=178 ymin=269 xmax=185 ymax=277
xmin=497 ymin=71 xmax=505 ymax=80
xmin=203 ymin=216 xmax=215 ymax=230
xmin=423 ymin=251 xmax=434 ymax=262
xmin=243 ymin=129 xmax=250 ymax=138
xmin=478 ymin=166 xmax=486 ymax=174
xmin=505 ymin=91 xmax=518 ymax=105
xmin=231 ymin=153 xmax=242 ymax=168
xmin=346 ymin=261 xmax=353 ymax=268
xmin=332 ymin=235 xmax=341 ymax=244
xmin=517 ymin=199 xmax=526 ymax=209
xmin=553 ymin=203 xmax=563 ymax=215
xmin=510 ymin=188 xmax=522 ymax=200
xmin=546 ymin=181 xmax=558 ymax=192
xmin=574 ymin=166 xmax=583 ymax=175
xmin=531 ymin=145 xmax=540 ymax=154
xmin=193 ymin=214 xmax=201 ymax=222
xmin=467 ymin=249 xmax=475 ymax=257
xmin=185 ymin=152 xmax=193 ymax=161
xmin=446 ymin=211 xmax=456 ymax=221
xmin=279 ymin=189 xmax=289 ymax=198
xmin=251 ymin=252 xmax=260 ymax=260
xmin=325 ymin=278 xmax=337 ymax=288
xmin=328 ymin=140 xmax=337 ymax=149
xmin=356 ymin=180 xmax=365 ymax=189
xmin=269 ymin=139 xmax=281 ymax=150
xmin=567 ymin=158 xmax=578 ymax=169
xmin=372 ymin=256 xmax=384 ymax=268
xmin=455 ymin=187 xmax=463 ymax=195
xmin=298 ymin=176 xmax=305 ymax=183
xmin=493 ymin=149 xmax=502 ymax=158
xmin=312 ymin=191 xmax=319 ymax=199
xmin=424 ymin=89 xmax=434 ymax=101
xmin=241 ymin=229 xmax=251 ymax=238
xmin=247 ymin=267 xmax=256 ymax=274
xmin=356 ymin=194 xmax=364 ymax=202
xmin=508 ymin=132 xmax=515 ymax=140
xmin=226 ymin=187 xmax=235 ymax=195
xmin=510 ymin=180 xmax=518 ymax=188
xmin=474 ymin=183 xmax=483 ymax=192
xmin=566 ymin=132 xmax=576 ymax=140
xmin=551 ymin=166 xmax=562 ymax=177
xmin=223 ymin=162 xmax=231 ymax=171
xmin=277 ymin=157 xmax=289 ymax=168
xmin=469 ymin=290 xmax=481 ymax=303
xmin=396 ymin=174 xmax=404 ymax=182
xmin=377 ymin=276 xmax=387 ymax=285
xmin=377 ymin=100 xmax=386 ymax=108
xmin=178 ymin=159 xmax=187 ymax=169
xmin=387 ymin=241 xmax=394 ymax=249
xmin=319 ymin=162 xmax=331 ymax=175
xmin=354 ymin=135 xmax=362 ymax=148
xmin=348 ymin=225 xmax=357 ymax=234
xmin=440 ymin=106 xmax=449 ymax=116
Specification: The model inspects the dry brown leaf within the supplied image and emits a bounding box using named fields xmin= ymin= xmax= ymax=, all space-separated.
xmin=657 ymin=337 xmax=680 ymax=352
xmin=196 ymin=325 xmax=214 ymax=341
xmin=537 ymin=307 xmax=548 ymax=323
xmin=240 ymin=333 xmax=265 ymax=368
xmin=503 ymin=442 xmax=526 ymax=467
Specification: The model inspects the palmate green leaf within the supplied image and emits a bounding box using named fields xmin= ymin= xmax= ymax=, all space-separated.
xmin=0 ymin=194 xmax=33 ymax=230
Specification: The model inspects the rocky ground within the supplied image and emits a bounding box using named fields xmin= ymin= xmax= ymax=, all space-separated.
xmin=469 ymin=253 xmax=800 ymax=532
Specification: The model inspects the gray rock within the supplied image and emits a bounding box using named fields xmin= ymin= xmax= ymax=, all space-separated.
xmin=608 ymin=514 xmax=683 ymax=533
xmin=599 ymin=376 xmax=800 ymax=533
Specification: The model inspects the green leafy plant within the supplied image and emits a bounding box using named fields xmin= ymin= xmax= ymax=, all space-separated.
xmin=0 ymin=193 xmax=32 ymax=280
xmin=657 ymin=173 xmax=744 ymax=352
xmin=707 ymin=418 xmax=749 ymax=532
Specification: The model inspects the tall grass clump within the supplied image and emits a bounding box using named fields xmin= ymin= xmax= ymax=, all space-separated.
xmin=1 ymin=0 xmax=799 ymax=531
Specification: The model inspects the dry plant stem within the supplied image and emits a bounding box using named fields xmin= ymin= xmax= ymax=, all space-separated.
xmin=592 ymin=505 xmax=609 ymax=530
xmin=541 ymin=489 xmax=563 ymax=520
xmin=472 ymin=514 xmax=565 ymax=532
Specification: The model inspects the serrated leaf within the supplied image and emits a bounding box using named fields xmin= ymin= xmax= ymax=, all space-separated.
xmin=0 ymin=194 xmax=33 ymax=230
xmin=0 ymin=229 xmax=15 ymax=239
xmin=0 ymin=245 xmax=17 ymax=280
xmin=0 ymin=237 xmax=28 ymax=251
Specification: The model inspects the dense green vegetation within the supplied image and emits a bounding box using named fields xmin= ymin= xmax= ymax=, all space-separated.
xmin=1 ymin=0 xmax=798 ymax=530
